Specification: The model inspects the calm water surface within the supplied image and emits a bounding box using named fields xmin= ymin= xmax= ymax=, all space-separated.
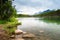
xmin=17 ymin=17 xmax=60 ymax=40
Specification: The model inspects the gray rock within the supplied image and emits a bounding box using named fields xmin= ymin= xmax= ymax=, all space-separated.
xmin=15 ymin=38 xmax=25 ymax=40
xmin=10 ymin=35 xmax=15 ymax=39
xmin=22 ymin=33 xmax=35 ymax=38
xmin=15 ymin=29 xmax=23 ymax=35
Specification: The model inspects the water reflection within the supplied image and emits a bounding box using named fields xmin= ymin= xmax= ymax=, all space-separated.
xmin=17 ymin=17 xmax=60 ymax=40
xmin=41 ymin=19 xmax=60 ymax=24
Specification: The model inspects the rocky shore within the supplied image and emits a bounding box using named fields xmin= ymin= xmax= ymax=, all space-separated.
xmin=0 ymin=25 xmax=52 ymax=40
xmin=10 ymin=29 xmax=36 ymax=40
xmin=10 ymin=29 xmax=53 ymax=40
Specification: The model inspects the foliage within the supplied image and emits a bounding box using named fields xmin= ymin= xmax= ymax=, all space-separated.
xmin=3 ymin=17 xmax=21 ymax=35
xmin=0 ymin=0 xmax=19 ymax=36
xmin=0 ymin=0 xmax=17 ymax=20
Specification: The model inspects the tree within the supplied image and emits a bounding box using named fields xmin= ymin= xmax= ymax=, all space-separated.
xmin=0 ymin=0 xmax=16 ymax=20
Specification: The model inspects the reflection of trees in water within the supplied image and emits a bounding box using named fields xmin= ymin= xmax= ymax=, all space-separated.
xmin=38 ymin=18 xmax=60 ymax=24
xmin=41 ymin=19 xmax=60 ymax=24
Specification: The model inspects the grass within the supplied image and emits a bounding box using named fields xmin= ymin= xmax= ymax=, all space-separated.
xmin=0 ymin=17 xmax=21 ymax=36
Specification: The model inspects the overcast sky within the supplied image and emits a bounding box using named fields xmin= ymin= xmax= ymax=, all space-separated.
xmin=13 ymin=0 xmax=60 ymax=15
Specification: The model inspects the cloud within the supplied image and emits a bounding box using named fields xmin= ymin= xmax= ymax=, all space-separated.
xmin=13 ymin=0 xmax=60 ymax=15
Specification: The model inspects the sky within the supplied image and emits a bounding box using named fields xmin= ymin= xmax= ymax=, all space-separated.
xmin=13 ymin=0 xmax=60 ymax=15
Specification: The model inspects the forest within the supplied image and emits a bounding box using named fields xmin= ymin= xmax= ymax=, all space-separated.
xmin=33 ymin=9 xmax=60 ymax=19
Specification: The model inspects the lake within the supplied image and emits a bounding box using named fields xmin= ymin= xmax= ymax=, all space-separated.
xmin=17 ymin=17 xmax=60 ymax=40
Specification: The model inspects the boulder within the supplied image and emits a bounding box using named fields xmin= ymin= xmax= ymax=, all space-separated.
xmin=39 ymin=30 xmax=44 ymax=33
xmin=10 ymin=35 xmax=15 ymax=39
xmin=15 ymin=29 xmax=23 ymax=35
xmin=16 ymin=38 xmax=25 ymax=40
xmin=22 ymin=33 xmax=35 ymax=38
xmin=23 ymin=32 xmax=27 ymax=34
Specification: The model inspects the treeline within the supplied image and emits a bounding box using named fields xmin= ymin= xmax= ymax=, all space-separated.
xmin=0 ymin=0 xmax=16 ymax=20
xmin=33 ymin=9 xmax=60 ymax=19
xmin=17 ymin=14 xmax=32 ymax=17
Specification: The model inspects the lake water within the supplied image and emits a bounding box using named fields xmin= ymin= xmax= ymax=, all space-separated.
xmin=17 ymin=17 xmax=60 ymax=40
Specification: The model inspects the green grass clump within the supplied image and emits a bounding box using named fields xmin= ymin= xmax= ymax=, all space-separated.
xmin=0 ymin=20 xmax=7 ymax=24
xmin=0 ymin=17 xmax=21 ymax=35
